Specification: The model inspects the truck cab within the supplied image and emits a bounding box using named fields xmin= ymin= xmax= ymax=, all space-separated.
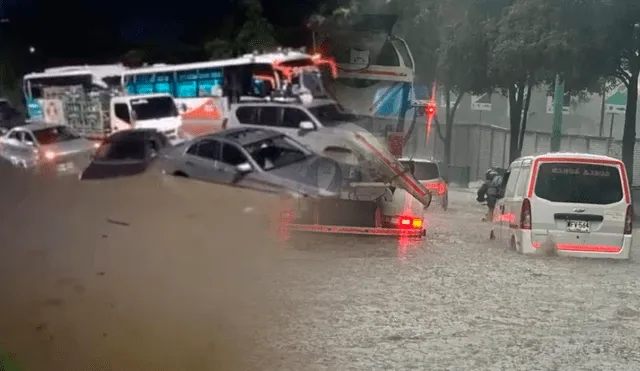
xmin=110 ymin=94 xmax=183 ymax=144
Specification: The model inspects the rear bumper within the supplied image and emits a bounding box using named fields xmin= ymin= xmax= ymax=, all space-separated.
xmin=520 ymin=231 xmax=632 ymax=259
xmin=287 ymin=223 xmax=425 ymax=237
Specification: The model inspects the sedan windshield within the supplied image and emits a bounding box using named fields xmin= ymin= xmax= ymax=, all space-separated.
xmin=244 ymin=135 xmax=308 ymax=170
xmin=32 ymin=126 xmax=80 ymax=145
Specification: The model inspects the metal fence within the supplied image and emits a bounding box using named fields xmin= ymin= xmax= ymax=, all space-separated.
xmin=411 ymin=123 xmax=640 ymax=186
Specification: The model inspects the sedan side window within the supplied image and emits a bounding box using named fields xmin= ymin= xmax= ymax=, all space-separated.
xmin=21 ymin=132 xmax=36 ymax=145
xmin=221 ymin=143 xmax=248 ymax=166
xmin=194 ymin=139 xmax=221 ymax=161
xmin=7 ymin=130 xmax=20 ymax=140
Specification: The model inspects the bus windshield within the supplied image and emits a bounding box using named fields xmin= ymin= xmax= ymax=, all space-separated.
xmin=130 ymin=97 xmax=178 ymax=121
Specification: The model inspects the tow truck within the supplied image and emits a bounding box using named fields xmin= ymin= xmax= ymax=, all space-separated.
xmin=226 ymin=95 xmax=432 ymax=238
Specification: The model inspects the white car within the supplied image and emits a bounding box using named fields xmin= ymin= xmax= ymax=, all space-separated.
xmin=493 ymin=152 xmax=632 ymax=259
xmin=394 ymin=158 xmax=448 ymax=210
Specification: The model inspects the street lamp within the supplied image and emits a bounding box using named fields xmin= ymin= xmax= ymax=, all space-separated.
xmin=29 ymin=46 xmax=35 ymax=54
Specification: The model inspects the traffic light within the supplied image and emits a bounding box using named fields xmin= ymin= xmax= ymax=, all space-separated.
xmin=425 ymin=102 xmax=436 ymax=116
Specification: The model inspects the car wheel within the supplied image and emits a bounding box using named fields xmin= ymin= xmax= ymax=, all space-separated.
xmin=173 ymin=171 xmax=188 ymax=177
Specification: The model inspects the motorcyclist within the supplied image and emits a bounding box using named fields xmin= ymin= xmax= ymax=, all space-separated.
xmin=477 ymin=168 xmax=502 ymax=222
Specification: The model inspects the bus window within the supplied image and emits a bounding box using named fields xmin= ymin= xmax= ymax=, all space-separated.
xmin=124 ymin=75 xmax=136 ymax=94
xmin=135 ymin=73 xmax=154 ymax=94
xmin=154 ymin=72 xmax=173 ymax=94
xmin=176 ymin=69 xmax=197 ymax=97
xmin=197 ymin=68 xmax=222 ymax=96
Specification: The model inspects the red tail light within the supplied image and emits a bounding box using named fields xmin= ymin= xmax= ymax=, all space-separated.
xmin=624 ymin=205 xmax=633 ymax=234
xmin=425 ymin=182 xmax=446 ymax=195
xmin=521 ymin=199 xmax=531 ymax=230
xmin=399 ymin=216 xmax=423 ymax=229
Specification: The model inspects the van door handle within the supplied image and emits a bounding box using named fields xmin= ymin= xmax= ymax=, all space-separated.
xmin=185 ymin=161 xmax=194 ymax=166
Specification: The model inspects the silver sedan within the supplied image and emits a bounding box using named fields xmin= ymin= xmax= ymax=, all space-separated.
xmin=159 ymin=127 xmax=342 ymax=198
xmin=0 ymin=122 xmax=98 ymax=174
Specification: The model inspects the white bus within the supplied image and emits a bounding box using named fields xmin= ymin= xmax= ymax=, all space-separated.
xmin=310 ymin=14 xmax=421 ymax=136
xmin=23 ymin=64 xmax=127 ymax=122
xmin=121 ymin=49 xmax=337 ymax=136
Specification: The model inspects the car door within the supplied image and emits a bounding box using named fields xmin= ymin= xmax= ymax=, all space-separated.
xmin=510 ymin=162 xmax=531 ymax=246
xmin=0 ymin=129 xmax=22 ymax=160
xmin=219 ymin=142 xmax=251 ymax=184
xmin=19 ymin=131 xmax=39 ymax=165
xmin=500 ymin=166 xmax=520 ymax=245
xmin=183 ymin=139 xmax=222 ymax=181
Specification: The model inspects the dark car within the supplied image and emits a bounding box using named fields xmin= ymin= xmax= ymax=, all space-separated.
xmin=79 ymin=129 xmax=170 ymax=180
xmin=159 ymin=127 xmax=342 ymax=197
xmin=0 ymin=100 xmax=23 ymax=133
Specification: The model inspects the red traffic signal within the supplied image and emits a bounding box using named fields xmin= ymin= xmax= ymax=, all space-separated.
xmin=425 ymin=103 xmax=436 ymax=116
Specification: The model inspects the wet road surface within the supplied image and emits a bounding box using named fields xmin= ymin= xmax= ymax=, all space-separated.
xmin=1 ymin=165 xmax=640 ymax=370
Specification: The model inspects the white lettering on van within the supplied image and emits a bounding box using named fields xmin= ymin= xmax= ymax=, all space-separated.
xmin=605 ymin=211 xmax=623 ymax=221
xmin=582 ymin=169 xmax=610 ymax=177
xmin=551 ymin=167 xmax=580 ymax=175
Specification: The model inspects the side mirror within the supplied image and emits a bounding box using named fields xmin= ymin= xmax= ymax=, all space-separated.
xmin=236 ymin=162 xmax=252 ymax=174
xmin=0 ymin=128 xmax=7 ymax=135
xmin=180 ymin=103 xmax=188 ymax=113
xmin=299 ymin=121 xmax=314 ymax=131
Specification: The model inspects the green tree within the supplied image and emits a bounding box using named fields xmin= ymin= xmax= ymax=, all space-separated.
xmin=400 ymin=0 xmax=490 ymax=166
xmin=484 ymin=0 xmax=577 ymax=162
xmin=595 ymin=0 xmax=640 ymax=184
xmin=204 ymin=0 xmax=277 ymax=59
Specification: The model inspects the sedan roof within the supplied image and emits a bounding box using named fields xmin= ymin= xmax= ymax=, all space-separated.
xmin=209 ymin=128 xmax=285 ymax=146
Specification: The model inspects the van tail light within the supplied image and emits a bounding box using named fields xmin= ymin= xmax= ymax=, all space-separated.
xmin=521 ymin=199 xmax=532 ymax=230
xmin=624 ymin=205 xmax=633 ymax=234
xmin=425 ymin=182 xmax=446 ymax=195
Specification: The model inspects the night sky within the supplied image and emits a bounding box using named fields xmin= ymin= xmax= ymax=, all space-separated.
xmin=0 ymin=0 xmax=326 ymax=66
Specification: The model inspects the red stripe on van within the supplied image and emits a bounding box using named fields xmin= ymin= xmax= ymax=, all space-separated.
xmin=526 ymin=157 xmax=630 ymax=204
xmin=532 ymin=242 xmax=621 ymax=253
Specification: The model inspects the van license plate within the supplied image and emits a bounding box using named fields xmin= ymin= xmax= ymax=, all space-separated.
xmin=567 ymin=220 xmax=590 ymax=233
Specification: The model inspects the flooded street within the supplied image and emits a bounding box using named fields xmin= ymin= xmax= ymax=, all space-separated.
xmin=1 ymin=166 xmax=640 ymax=370
xmin=269 ymin=190 xmax=640 ymax=370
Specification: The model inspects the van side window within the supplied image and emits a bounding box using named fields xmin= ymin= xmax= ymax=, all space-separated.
xmin=282 ymin=108 xmax=311 ymax=128
xmin=114 ymin=103 xmax=131 ymax=123
xmin=259 ymin=107 xmax=280 ymax=126
xmin=236 ymin=107 xmax=258 ymax=125
xmin=514 ymin=166 xmax=530 ymax=197
xmin=504 ymin=167 xmax=520 ymax=198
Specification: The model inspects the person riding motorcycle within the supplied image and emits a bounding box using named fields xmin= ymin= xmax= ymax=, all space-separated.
xmin=477 ymin=168 xmax=502 ymax=222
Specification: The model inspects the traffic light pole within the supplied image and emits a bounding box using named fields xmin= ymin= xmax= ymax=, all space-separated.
xmin=550 ymin=74 xmax=564 ymax=152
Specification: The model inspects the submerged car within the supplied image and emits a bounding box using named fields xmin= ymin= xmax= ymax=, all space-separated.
xmin=0 ymin=122 xmax=97 ymax=174
xmin=159 ymin=127 xmax=342 ymax=197
xmin=80 ymin=129 xmax=170 ymax=180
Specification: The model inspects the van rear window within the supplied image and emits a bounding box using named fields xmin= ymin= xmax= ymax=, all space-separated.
xmin=400 ymin=161 xmax=440 ymax=180
xmin=534 ymin=163 xmax=623 ymax=204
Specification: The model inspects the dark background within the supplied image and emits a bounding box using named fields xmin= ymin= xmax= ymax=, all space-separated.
xmin=0 ymin=0 xmax=330 ymax=67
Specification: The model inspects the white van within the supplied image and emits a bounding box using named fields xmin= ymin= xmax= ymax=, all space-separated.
xmin=494 ymin=153 xmax=632 ymax=259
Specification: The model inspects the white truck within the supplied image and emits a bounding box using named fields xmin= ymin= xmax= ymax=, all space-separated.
xmin=22 ymin=65 xmax=184 ymax=144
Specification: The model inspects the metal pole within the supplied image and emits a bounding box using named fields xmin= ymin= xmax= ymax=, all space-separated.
xmin=550 ymin=74 xmax=564 ymax=151
xmin=607 ymin=113 xmax=615 ymax=155
xmin=599 ymin=86 xmax=606 ymax=137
